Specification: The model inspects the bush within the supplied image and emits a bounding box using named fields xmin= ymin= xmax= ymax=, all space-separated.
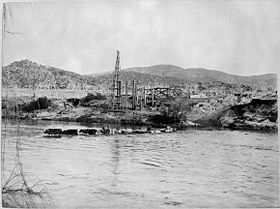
xmin=158 ymin=99 xmax=189 ymax=124
xmin=37 ymin=97 xmax=50 ymax=109
xmin=80 ymin=93 xmax=107 ymax=107
xmin=20 ymin=97 xmax=51 ymax=112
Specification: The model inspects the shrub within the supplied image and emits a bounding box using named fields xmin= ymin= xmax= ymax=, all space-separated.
xmin=158 ymin=99 xmax=189 ymax=124
xmin=80 ymin=93 xmax=107 ymax=107
xmin=37 ymin=97 xmax=50 ymax=109
xmin=20 ymin=97 xmax=51 ymax=112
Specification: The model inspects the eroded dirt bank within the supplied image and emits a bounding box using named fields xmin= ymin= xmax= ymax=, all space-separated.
xmin=195 ymin=97 xmax=277 ymax=132
xmin=2 ymin=92 xmax=278 ymax=132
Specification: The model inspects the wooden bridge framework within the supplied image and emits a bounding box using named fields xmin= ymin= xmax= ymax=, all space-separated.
xmin=110 ymin=51 xmax=185 ymax=110
xmin=111 ymin=81 xmax=184 ymax=110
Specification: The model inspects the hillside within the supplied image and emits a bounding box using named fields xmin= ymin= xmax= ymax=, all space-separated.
xmin=2 ymin=60 xmax=95 ymax=90
xmin=89 ymin=71 xmax=188 ymax=89
xmin=2 ymin=60 xmax=277 ymax=91
xmin=91 ymin=64 xmax=276 ymax=89
xmin=124 ymin=65 xmax=277 ymax=87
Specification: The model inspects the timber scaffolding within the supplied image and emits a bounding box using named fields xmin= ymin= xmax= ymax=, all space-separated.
xmin=110 ymin=51 xmax=185 ymax=111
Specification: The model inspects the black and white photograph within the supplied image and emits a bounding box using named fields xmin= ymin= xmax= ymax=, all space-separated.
xmin=1 ymin=1 xmax=279 ymax=208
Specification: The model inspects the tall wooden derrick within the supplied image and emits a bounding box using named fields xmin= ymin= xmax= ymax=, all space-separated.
xmin=111 ymin=50 xmax=121 ymax=109
xmin=110 ymin=50 xmax=184 ymax=110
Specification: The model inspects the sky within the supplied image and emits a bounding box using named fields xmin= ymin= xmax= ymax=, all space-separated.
xmin=2 ymin=0 xmax=280 ymax=76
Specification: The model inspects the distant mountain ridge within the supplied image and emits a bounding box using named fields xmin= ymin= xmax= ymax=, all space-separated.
xmin=123 ymin=64 xmax=277 ymax=87
xmin=2 ymin=60 xmax=277 ymax=90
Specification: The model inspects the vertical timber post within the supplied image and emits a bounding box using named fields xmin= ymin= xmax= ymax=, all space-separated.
xmin=152 ymin=88 xmax=155 ymax=107
xmin=135 ymin=82 xmax=138 ymax=110
xmin=117 ymin=80 xmax=121 ymax=109
xmin=112 ymin=50 xmax=121 ymax=110
xmin=112 ymin=79 xmax=115 ymax=110
xmin=139 ymin=95 xmax=142 ymax=110
xmin=125 ymin=81 xmax=128 ymax=110
xmin=144 ymin=86 xmax=147 ymax=107
xmin=132 ymin=80 xmax=135 ymax=110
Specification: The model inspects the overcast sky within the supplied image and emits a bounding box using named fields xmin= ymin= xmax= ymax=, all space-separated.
xmin=3 ymin=0 xmax=280 ymax=75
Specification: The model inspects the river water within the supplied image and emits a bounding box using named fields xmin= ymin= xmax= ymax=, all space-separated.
xmin=1 ymin=120 xmax=279 ymax=208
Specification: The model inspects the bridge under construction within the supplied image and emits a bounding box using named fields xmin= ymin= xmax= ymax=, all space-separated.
xmin=110 ymin=50 xmax=185 ymax=110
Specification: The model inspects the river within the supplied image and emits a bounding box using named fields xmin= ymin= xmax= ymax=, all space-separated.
xmin=1 ymin=120 xmax=279 ymax=208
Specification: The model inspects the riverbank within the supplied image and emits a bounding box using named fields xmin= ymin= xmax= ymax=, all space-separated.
xmin=37 ymin=107 xmax=158 ymax=126
xmin=2 ymin=92 xmax=278 ymax=132
xmin=195 ymin=97 xmax=278 ymax=132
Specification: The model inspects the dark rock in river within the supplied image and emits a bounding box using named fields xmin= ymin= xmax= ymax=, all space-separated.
xmin=79 ymin=129 xmax=97 ymax=135
xmin=44 ymin=129 xmax=62 ymax=135
xmin=62 ymin=129 xmax=78 ymax=135
xmin=44 ymin=128 xmax=62 ymax=138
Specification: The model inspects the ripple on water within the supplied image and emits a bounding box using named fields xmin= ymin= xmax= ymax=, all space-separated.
xmin=1 ymin=121 xmax=279 ymax=208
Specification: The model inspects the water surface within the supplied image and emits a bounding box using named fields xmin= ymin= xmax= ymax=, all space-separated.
xmin=1 ymin=120 xmax=279 ymax=208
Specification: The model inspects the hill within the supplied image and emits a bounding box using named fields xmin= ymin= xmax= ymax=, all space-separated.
xmin=89 ymin=71 xmax=188 ymax=89
xmin=2 ymin=60 xmax=95 ymax=90
xmin=123 ymin=64 xmax=277 ymax=87
xmin=2 ymin=60 xmax=277 ymax=91
xmin=90 ymin=64 xmax=276 ymax=89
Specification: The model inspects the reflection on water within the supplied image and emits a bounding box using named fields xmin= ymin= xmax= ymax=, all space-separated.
xmin=1 ymin=120 xmax=279 ymax=208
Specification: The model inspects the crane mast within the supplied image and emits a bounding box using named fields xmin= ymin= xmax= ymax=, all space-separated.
xmin=112 ymin=50 xmax=121 ymax=109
